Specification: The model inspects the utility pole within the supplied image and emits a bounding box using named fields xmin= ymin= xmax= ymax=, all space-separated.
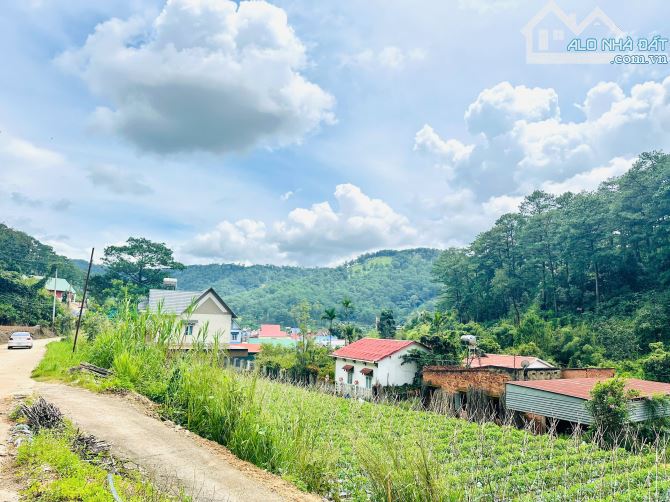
xmin=73 ymin=248 xmax=94 ymax=353
xmin=51 ymin=268 xmax=58 ymax=328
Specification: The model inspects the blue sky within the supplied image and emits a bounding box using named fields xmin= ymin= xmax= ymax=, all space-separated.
xmin=1 ymin=0 xmax=669 ymax=266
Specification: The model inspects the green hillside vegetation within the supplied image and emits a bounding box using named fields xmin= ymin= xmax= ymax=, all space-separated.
xmin=0 ymin=224 xmax=80 ymax=328
xmin=173 ymin=248 xmax=441 ymax=326
xmin=421 ymin=151 xmax=670 ymax=375
xmin=0 ymin=223 xmax=82 ymax=286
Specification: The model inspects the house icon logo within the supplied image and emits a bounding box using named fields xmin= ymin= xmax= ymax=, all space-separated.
xmin=521 ymin=1 xmax=624 ymax=64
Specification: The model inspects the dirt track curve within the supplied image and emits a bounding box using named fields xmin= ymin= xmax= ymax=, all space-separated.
xmin=0 ymin=339 xmax=319 ymax=502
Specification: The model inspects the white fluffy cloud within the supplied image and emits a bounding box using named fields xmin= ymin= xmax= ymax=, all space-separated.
xmin=541 ymin=157 xmax=634 ymax=195
xmin=414 ymin=124 xmax=474 ymax=172
xmin=464 ymin=81 xmax=560 ymax=137
xmin=416 ymin=78 xmax=670 ymax=196
xmin=57 ymin=0 xmax=335 ymax=154
xmin=184 ymin=183 xmax=417 ymax=265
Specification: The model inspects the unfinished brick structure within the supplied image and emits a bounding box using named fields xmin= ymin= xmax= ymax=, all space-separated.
xmin=423 ymin=365 xmax=615 ymax=405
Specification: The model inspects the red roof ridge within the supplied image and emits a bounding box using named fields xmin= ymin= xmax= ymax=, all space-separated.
xmin=508 ymin=377 xmax=670 ymax=400
xmin=331 ymin=337 xmax=420 ymax=362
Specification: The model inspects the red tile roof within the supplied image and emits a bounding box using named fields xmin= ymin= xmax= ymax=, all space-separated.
xmin=229 ymin=343 xmax=262 ymax=354
xmin=259 ymin=324 xmax=285 ymax=337
xmin=331 ymin=338 xmax=419 ymax=362
xmin=468 ymin=354 xmax=553 ymax=369
xmin=508 ymin=377 xmax=670 ymax=400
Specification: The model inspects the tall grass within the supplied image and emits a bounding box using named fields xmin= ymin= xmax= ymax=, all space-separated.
xmin=34 ymin=304 xmax=670 ymax=501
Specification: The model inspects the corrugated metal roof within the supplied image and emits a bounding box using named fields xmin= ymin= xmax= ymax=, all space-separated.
xmin=229 ymin=343 xmax=261 ymax=353
xmin=468 ymin=354 xmax=554 ymax=369
xmin=259 ymin=324 xmax=285 ymax=337
xmin=331 ymin=338 xmax=418 ymax=363
xmin=147 ymin=289 xmax=202 ymax=314
xmin=44 ymin=278 xmax=75 ymax=293
xmin=507 ymin=377 xmax=670 ymax=400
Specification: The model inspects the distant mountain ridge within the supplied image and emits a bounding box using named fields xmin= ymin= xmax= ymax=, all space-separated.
xmin=172 ymin=248 xmax=442 ymax=326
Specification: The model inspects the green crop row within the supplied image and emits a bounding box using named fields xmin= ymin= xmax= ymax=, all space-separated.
xmin=33 ymin=307 xmax=670 ymax=501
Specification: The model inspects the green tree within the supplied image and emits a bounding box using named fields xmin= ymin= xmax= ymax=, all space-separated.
xmin=101 ymin=237 xmax=184 ymax=295
xmin=321 ymin=307 xmax=337 ymax=341
xmin=586 ymin=377 xmax=636 ymax=447
xmin=642 ymin=342 xmax=670 ymax=382
xmin=340 ymin=297 xmax=354 ymax=322
xmin=378 ymin=309 xmax=396 ymax=339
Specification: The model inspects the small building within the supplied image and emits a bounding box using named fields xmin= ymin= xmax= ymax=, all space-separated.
xmin=44 ymin=278 xmax=76 ymax=304
xmin=144 ymin=288 xmax=237 ymax=346
xmin=259 ymin=324 xmax=285 ymax=338
xmin=248 ymin=323 xmax=297 ymax=347
xmin=467 ymin=353 xmax=554 ymax=370
xmin=506 ymin=377 xmax=670 ymax=428
xmin=331 ymin=338 xmax=428 ymax=398
xmin=227 ymin=343 xmax=262 ymax=370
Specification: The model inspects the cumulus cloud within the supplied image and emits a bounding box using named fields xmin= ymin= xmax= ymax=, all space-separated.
xmin=414 ymin=124 xmax=474 ymax=172
xmin=342 ymin=46 xmax=426 ymax=70
xmin=541 ymin=157 xmax=634 ymax=195
xmin=87 ymin=165 xmax=153 ymax=195
xmin=416 ymin=77 xmax=670 ymax=196
xmin=184 ymin=183 xmax=417 ymax=265
xmin=57 ymin=0 xmax=335 ymax=154
xmin=464 ymin=81 xmax=560 ymax=137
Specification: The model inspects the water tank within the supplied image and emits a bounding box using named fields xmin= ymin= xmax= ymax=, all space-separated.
xmin=163 ymin=278 xmax=178 ymax=290
xmin=460 ymin=334 xmax=477 ymax=347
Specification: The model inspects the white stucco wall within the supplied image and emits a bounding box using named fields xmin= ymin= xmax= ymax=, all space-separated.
xmin=178 ymin=292 xmax=233 ymax=345
xmin=334 ymin=344 xmax=427 ymax=389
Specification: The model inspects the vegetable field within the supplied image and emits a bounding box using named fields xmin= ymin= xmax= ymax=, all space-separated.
xmin=35 ymin=308 xmax=670 ymax=501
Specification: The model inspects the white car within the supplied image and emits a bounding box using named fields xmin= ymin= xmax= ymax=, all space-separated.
xmin=7 ymin=332 xmax=33 ymax=349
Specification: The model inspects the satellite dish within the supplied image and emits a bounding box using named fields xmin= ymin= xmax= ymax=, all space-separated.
xmin=460 ymin=335 xmax=477 ymax=347
xmin=520 ymin=359 xmax=530 ymax=369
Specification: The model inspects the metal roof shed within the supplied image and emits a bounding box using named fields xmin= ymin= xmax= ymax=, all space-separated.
xmin=506 ymin=378 xmax=670 ymax=425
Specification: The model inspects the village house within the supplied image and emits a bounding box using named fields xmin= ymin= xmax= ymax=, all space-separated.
xmin=506 ymin=377 xmax=670 ymax=432
xmin=423 ymin=353 xmax=614 ymax=417
xmin=44 ymin=277 xmax=76 ymax=304
xmin=143 ymin=288 xmax=239 ymax=346
xmin=227 ymin=342 xmax=262 ymax=370
xmin=331 ymin=338 xmax=429 ymax=398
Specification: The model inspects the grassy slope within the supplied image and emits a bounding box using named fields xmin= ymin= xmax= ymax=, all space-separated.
xmin=35 ymin=338 xmax=670 ymax=501
xmin=15 ymin=421 xmax=180 ymax=501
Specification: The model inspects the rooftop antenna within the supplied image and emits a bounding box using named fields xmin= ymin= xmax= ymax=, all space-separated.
xmin=461 ymin=335 xmax=478 ymax=368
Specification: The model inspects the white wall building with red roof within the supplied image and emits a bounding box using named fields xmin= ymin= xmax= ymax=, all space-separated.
xmin=331 ymin=338 xmax=429 ymax=392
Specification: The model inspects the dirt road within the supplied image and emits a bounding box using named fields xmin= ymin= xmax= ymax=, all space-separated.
xmin=0 ymin=339 xmax=319 ymax=502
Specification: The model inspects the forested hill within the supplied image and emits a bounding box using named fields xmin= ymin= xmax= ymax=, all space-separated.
xmin=0 ymin=224 xmax=82 ymax=286
xmin=431 ymin=152 xmax=670 ymax=361
xmin=174 ymin=249 xmax=441 ymax=325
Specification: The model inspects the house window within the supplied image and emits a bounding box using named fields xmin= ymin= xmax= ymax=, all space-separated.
xmin=538 ymin=29 xmax=549 ymax=51
xmin=365 ymin=375 xmax=372 ymax=389
xmin=184 ymin=321 xmax=197 ymax=336
xmin=347 ymin=370 xmax=353 ymax=384
xmin=231 ymin=331 xmax=239 ymax=342
xmin=553 ymin=29 xmax=564 ymax=41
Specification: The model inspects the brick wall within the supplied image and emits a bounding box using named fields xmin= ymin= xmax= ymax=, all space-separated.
xmin=560 ymin=368 xmax=615 ymax=379
xmin=423 ymin=366 xmax=616 ymax=399
xmin=423 ymin=366 xmax=565 ymax=398
xmin=424 ymin=367 xmax=515 ymax=397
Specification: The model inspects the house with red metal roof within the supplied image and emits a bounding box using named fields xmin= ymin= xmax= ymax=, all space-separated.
xmin=466 ymin=353 xmax=554 ymax=370
xmin=331 ymin=338 xmax=429 ymax=395
xmin=506 ymin=377 xmax=670 ymax=427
